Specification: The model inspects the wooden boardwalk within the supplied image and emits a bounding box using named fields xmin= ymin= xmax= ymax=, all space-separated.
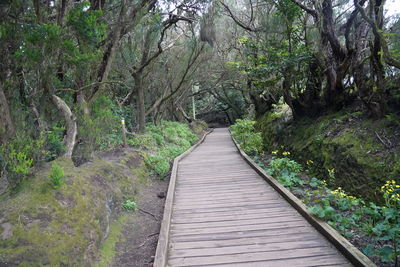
xmin=157 ymin=128 xmax=352 ymax=266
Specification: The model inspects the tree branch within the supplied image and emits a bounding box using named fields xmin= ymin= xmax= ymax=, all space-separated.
xmin=220 ymin=1 xmax=259 ymax=32
xmin=354 ymin=0 xmax=400 ymax=69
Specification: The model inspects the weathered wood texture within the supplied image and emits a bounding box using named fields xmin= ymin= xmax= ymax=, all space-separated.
xmin=157 ymin=128 xmax=355 ymax=266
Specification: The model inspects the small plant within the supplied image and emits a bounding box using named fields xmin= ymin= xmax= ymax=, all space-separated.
xmin=309 ymin=177 xmax=324 ymax=188
xmin=327 ymin=168 xmax=336 ymax=183
xmin=50 ymin=163 xmax=64 ymax=188
xmin=309 ymin=202 xmax=335 ymax=220
xmin=122 ymin=200 xmax=137 ymax=211
xmin=269 ymin=157 xmax=302 ymax=177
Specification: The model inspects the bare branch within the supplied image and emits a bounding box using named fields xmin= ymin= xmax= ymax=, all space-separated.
xmin=220 ymin=1 xmax=260 ymax=32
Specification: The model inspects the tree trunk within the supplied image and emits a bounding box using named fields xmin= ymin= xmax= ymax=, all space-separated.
xmin=0 ymin=85 xmax=15 ymax=144
xmin=76 ymin=90 xmax=90 ymax=116
xmin=51 ymin=95 xmax=77 ymax=158
xmin=177 ymin=105 xmax=193 ymax=123
xmin=134 ymin=73 xmax=146 ymax=133
xmin=90 ymin=1 xmax=127 ymax=100
xmin=30 ymin=100 xmax=47 ymax=132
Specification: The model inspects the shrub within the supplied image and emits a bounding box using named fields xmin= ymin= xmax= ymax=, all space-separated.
xmin=128 ymin=134 xmax=158 ymax=150
xmin=129 ymin=121 xmax=199 ymax=179
xmin=231 ymin=119 xmax=263 ymax=155
xmin=50 ymin=163 xmax=64 ymax=188
xmin=161 ymin=121 xmax=197 ymax=144
xmin=144 ymin=154 xmax=170 ymax=177
xmin=268 ymin=157 xmax=304 ymax=188
xmin=160 ymin=145 xmax=185 ymax=161
xmin=269 ymin=157 xmax=302 ymax=177
xmin=0 ymin=135 xmax=44 ymax=186
xmin=149 ymin=132 xmax=165 ymax=146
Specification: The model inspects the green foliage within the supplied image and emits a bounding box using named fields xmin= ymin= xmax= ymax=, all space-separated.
xmin=364 ymin=180 xmax=400 ymax=262
xmin=309 ymin=203 xmax=335 ymax=220
xmin=144 ymin=154 xmax=170 ymax=177
xmin=122 ymin=200 xmax=137 ymax=211
xmin=309 ymin=181 xmax=400 ymax=264
xmin=76 ymin=96 xmax=122 ymax=161
xmin=276 ymin=169 xmax=306 ymax=188
xmin=268 ymin=157 xmax=304 ymax=187
xmin=160 ymin=145 xmax=186 ymax=161
xmin=129 ymin=121 xmax=199 ymax=178
xmin=45 ymin=126 xmax=66 ymax=161
xmin=0 ymin=135 xmax=45 ymax=186
xmin=49 ymin=163 xmax=64 ymax=189
xmin=67 ymin=1 xmax=107 ymax=46
xmin=14 ymin=23 xmax=63 ymax=64
xmin=231 ymin=119 xmax=263 ymax=155
xmin=269 ymin=157 xmax=302 ymax=176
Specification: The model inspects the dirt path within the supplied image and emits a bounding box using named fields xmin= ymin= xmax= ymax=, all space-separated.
xmin=111 ymin=177 xmax=168 ymax=267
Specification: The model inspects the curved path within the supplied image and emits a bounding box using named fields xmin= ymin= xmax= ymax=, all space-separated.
xmin=160 ymin=128 xmax=351 ymax=266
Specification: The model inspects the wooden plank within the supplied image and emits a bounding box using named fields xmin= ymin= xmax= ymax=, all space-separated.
xmin=171 ymin=215 xmax=302 ymax=230
xmin=172 ymin=195 xmax=281 ymax=206
xmin=174 ymin=183 xmax=267 ymax=192
xmin=192 ymin=255 xmax=350 ymax=267
xmin=169 ymin=239 xmax=331 ymax=258
xmin=170 ymin=234 xmax=321 ymax=250
xmin=171 ymin=226 xmax=315 ymax=242
xmin=171 ymin=211 xmax=296 ymax=224
xmin=172 ymin=203 xmax=288 ymax=215
xmin=170 ymin=207 xmax=295 ymax=220
xmin=174 ymin=188 xmax=268 ymax=196
xmin=167 ymin=247 xmax=341 ymax=266
xmin=170 ymin=220 xmax=308 ymax=236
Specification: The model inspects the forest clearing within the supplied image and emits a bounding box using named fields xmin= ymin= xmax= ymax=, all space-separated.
xmin=0 ymin=0 xmax=399 ymax=266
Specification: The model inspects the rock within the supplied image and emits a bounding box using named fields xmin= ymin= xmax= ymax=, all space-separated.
xmin=0 ymin=175 xmax=9 ymax=195
xmin=1 ymin=222 xmax=13 ymax=240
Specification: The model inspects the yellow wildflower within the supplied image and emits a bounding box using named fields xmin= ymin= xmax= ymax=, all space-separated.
xmin=271 ymin=150 xmax=279 ymax=155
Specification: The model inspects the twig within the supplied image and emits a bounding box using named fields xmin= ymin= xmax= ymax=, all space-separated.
xmin=133 ymin=232 xmax=159 ymax=249
xmin=375 ymin=131 xmax=391 ymax=148
xmin=147 ymin=232 xmax=159 ymax=238
xmin=138 ymin=208 xmax=159 ymax=221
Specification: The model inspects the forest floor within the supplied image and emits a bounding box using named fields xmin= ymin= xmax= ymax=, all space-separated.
xmin=111 ymin=175 xmax=168 ymax=267
xmin=88 ymin=148 xmax=169 ymax=267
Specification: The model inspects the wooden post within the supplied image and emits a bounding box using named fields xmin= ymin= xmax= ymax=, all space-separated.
xmin=121 ymin=118 xmax=127 ymax=147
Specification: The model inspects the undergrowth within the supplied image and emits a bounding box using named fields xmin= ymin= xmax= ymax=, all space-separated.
xmin=256 ymin=150 xmax=400 ymax=266
xmin=230 ymin=119 xmax=262 ymax=155
xmin=128 ymin=121 xmax=199 ymax=178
